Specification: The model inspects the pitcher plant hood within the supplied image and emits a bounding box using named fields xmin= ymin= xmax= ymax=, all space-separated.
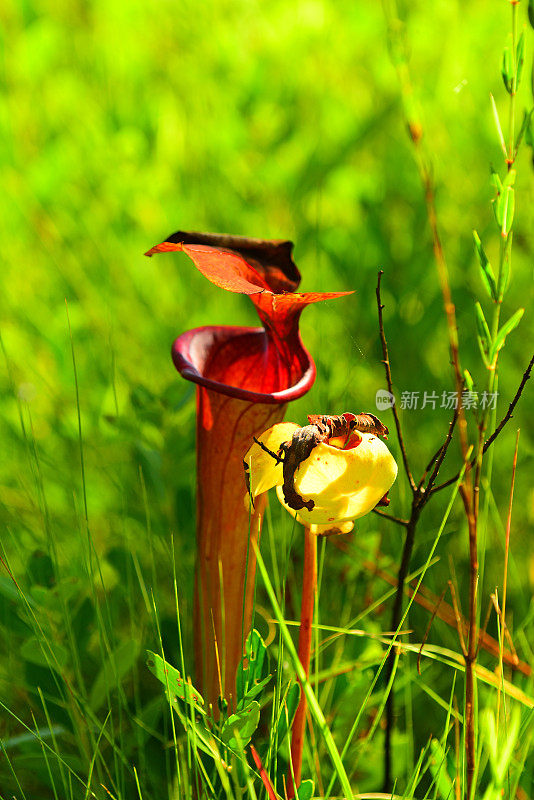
xmin=146 ymin=231 xmax=352 ymax=402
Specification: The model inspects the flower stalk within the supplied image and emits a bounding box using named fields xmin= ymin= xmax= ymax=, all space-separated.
xmin=288 ymin=525 xmax=317 ymax=798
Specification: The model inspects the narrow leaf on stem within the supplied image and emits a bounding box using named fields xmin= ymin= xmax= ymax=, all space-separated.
xmin=473 ymin=231 xmax=497 ymax=301
xmin=464 ymin=369 xmax=474 ymax=393
xmin=475 ymin=302 xmax=492 ymax=367
xmin=497 ymin=232 xmax=513 ymax=300
xmin=501 ymin=45 xmax=513 ymax=94
xmin=490 ymin=94 xmax=508 ymax=158
xmin=515 ymin=30 xmax=525 ymax=88
xmin=490 ymin=308 xmax=524 ymax=361
xmin=515 ymin=108 xmax=533 ymax=152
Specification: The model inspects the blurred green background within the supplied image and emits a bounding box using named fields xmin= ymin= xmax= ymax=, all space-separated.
xmin=0 ymin=0 xmax=533 ymax=796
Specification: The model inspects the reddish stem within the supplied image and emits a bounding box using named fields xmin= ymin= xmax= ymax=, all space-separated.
xmin=288 ymin=526 xmax=317 ymax=798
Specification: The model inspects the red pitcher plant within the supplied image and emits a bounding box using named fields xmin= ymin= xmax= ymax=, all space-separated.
xmin=145 ymin=231 xmax=351 ymax=708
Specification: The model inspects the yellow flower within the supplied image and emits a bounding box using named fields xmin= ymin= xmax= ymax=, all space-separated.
xmin=244 ymin=420 xmax=398 ymax=534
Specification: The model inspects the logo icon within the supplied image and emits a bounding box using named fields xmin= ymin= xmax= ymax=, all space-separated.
xmin=375 ymin=389 xmax=395 ymax=410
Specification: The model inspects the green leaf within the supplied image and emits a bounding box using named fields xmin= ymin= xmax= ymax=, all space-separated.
xmin=529 ymin=0 xmax=534 ymax=29
xmin=146 ymin=650 xmax=205 ymax=714
xmin=490 ymin=94 xmax=507 ymax=156
xmin=26 ymin=551 xmax=55 ymax=588
xmin=474 ymin=302 xmax=492 ymax=367
xmin=515 ymin=108 xmax=533 ymax=151
xmin=20 ymin=636 xmax=69 ymax=670
xmin=493 ymin=185 xmax=515 ymax=236
xmin=463 ymin=369 xmax=474 ymax=393
xmin=497 ymin=232 xmax=513 ymax=300
xmin=515 ymin=30 xmax=525 ymax=88
xmin=502 ymin=168 xmax=516 ymax=189
xmin=489 ymin=167 xmax=503 ymax=194
xmin=239 ymin=674 xmax=272 ymax=709
xmin=297 ymin=779 xmax=314 ymax=800
xmin=490 ymin=308 xmax=524 ymax=361
xmin=236 ymin=629 xmax=270 ymax=709
xmin=473 ymin=231 xmax=497 ymax=301
xmin=147 ymin=651 xmax=219 ymax=761
xmin=170 ymin=698 xmax=220 ymax=760
xmin=220 ymin=701 xmax=260 ymax=752
xmin=276 ymin=681 xmax=301 ymax=748
xmin=501 ymin=45 xmax=513 ymax=94
xmin=89 ymin=639 xmax=140 ymax=710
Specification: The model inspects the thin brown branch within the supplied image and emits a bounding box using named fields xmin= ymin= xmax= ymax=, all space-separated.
xmin=419 ymin=423 xmax=453 ymax=489
xmin=372 ymin=508 xmax=409 ymax=527
xmin=424 ymin=410 xmax=458 ymax=493
xmin=430 ymin=354 xmax=533 ymax=495
xmin=383 ymin=511 xmax=420 ymax=788
xmin=376 ymin=270 xmax=416 ymax=492
xmin=484 ymin=359 xmax=532 ymax=453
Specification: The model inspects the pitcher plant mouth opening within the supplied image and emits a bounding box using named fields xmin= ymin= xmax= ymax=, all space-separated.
xmin=145 ymin=231 xmax=353 ymax=708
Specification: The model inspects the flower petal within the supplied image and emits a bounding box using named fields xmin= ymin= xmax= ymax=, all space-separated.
xmin=243 ymin=422 xmax=299 ymax=499
xmin=276 ymin=432 xmax=398 ymax=526
xmin=308 ymin=520 xmax=355 ymax=536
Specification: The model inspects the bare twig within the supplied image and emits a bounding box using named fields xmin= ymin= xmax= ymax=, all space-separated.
xmin=372 ymin=508 xmax=409 ymax=528
xmin=418 ymin=411 xmax=457 ymax=489
xmin=425 ymin=410 xmax=458 ymax=493
xmin=483 ymin=360 xmax=531 ymax=453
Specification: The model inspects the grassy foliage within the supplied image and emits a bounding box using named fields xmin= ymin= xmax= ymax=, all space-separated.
xmin=0 ymin=0 xmax=533 ymax=797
